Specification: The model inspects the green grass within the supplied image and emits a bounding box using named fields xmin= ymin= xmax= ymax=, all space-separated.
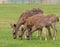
xmin=0 ymin=4 xmax=60 ymax=47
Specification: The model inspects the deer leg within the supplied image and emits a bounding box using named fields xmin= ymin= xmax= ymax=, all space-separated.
xmin=29 ymin=32 xmax=32 ymax=40
xmin=40 ymin=29 xmax=42 ymax=40
xmin=42 ymin=27 xmax=47 ymax=41
xmin=37 ymin=30 xmax=40 ymax=39
xmin=46 ymin=26 xmax=52 ymax=39
xmin=51 ymin=23 xmax=57 ymax=40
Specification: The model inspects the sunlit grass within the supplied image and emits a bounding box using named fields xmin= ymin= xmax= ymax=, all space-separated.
xmin=0 ymin=4 xmax=60 ymax=47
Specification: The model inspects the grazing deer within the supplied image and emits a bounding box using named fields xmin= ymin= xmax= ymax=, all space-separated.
xmin=23 ymin=14 xmax=59 ymax=40
xmin=10 ymin=8 xmax=44 ymax=39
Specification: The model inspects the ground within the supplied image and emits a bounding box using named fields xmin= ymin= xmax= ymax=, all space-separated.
xmin=0 ymin=4 xmax=60 ymax=47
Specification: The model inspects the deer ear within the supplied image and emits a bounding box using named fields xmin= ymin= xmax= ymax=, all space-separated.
xmin=13 ymin=24 xmax=16 ymax=27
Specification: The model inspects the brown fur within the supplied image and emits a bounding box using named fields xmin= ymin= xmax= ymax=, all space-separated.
xmin=24 ymin=14 xmax=59 ymax=40
xmin=11 ymin=8 xmax=44 ymax=39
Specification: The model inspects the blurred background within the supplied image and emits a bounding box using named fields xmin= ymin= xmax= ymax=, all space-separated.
xmin=0 ymin=0 xmax=60 ymax=4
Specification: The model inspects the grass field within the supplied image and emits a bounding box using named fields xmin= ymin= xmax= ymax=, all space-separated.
xmin=0 ymin=4 xmax=60 ymax=47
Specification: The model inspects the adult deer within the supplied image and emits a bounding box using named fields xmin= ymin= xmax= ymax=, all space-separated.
xmin=10 ymin=8 xmax=46 ymax=39
xmin=23 ymin=14 xmax=59 ymax=40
